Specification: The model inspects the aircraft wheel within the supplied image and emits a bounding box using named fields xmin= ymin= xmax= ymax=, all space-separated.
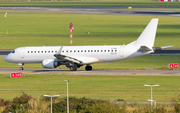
xmin=19 ymin=67 xmax=24 ymax=70
xmin=73 ymin=66 xmax=77 ymax=71
xmin=70 ymin=65 xmax=77 ymax=71
xmin=70 ymin=67 xmax=74 ymax=71
xmin=89 ymin=66 xmax=92 ymax=71
xmin=85 ymin=65 xmax=92 ymax=71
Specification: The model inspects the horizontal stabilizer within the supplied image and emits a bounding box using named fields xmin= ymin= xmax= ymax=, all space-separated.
xmin=161 ymin=45 xmax=174 ymax=49
xmin=153 ymin=45 xmax=174 ymax=52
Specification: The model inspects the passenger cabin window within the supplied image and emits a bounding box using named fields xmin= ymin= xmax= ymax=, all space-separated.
xmin=108 ymin=50 xmax=110 ymax=52
xmin=34 ymin=51 xmax=36 ymax=53
xmin=97 ymin=50 xmax=99 ymax=52
xmin=27 ymin=51 xmax=29 ymax=53
xmin=38 ymin=51 xmax=40 ymax=53
xmin=31 ymin=51 xmax=33 ymax=53
xmin=41 ymin=51 xmax=43 ymax=53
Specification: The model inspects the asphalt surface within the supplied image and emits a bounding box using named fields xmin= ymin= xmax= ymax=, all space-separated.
xmin=0 ymin=7 xmax=180 ymax=16
xmin=1 ymin=68 xmax=180 ymax=76
xmin=0 ymin=50 xmax=11 ymax=56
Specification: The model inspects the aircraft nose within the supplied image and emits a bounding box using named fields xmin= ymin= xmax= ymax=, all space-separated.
xmin=4 ymin=55 xmax=8 ymax=62
xmin=4 ymin=55 xmax=10 ymax=62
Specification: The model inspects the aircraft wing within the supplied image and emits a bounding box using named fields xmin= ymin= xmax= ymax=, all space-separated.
xmin=54 ymin=46 xmax=99 ymax=64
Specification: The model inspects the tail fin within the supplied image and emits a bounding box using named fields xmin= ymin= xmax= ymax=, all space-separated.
xmin=134 ymin=18 xmax=159 ymax=49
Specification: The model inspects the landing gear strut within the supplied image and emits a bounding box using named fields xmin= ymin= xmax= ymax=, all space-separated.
xmin=85 ymin=65 xmax=92 ymax=71
xmin=18 ymin=63 xmax=24 ymax=70
xmin=69 ymin=64 xmax=77 ymax=71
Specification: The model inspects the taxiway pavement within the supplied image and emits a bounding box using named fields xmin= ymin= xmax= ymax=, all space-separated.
xmin=0 ymin=68 xmax=180 ymax=76
xmin=0 ymin=7 xmax=180 ymax=16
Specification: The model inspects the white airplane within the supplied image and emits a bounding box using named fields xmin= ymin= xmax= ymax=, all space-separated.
xmin=4 ymin=18 xmax=172 ymax=71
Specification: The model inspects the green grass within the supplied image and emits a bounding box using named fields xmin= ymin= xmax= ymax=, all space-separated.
xmin=0 ymin=0 xmax=180 ymax=10
xmin=0 ymin=11 xmax=180 ymax=49
xmin=0 ymin=74 xmax=179 ymax=105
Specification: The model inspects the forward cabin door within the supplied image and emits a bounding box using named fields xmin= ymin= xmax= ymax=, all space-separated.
xmin=21 ymin=47 xmax=26 ymax=58
xmin=120 ymin=45 xmax=124 ymax=57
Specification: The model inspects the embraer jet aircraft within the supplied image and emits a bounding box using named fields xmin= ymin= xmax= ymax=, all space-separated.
xmin=4 ymin=18 xmax=172 ymax=71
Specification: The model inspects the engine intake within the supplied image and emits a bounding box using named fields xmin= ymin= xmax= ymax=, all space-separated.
xmin=42 ymin=59 xmax=60 ymax=68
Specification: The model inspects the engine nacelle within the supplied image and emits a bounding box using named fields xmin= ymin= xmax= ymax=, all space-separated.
xmin=42 ymin=59 xmax=60 ymax=68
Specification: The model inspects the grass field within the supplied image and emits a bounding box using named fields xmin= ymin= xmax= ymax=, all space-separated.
xmin=0 ymin=74 xmax=179 ymax=105
xmin=1 ymin=11 xmax=180 ymax=49
xmin=0 ymin=0 xmax=180 ymax=10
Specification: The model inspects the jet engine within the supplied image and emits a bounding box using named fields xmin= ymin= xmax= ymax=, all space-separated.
xmin=42 ymin=59 xmax=60 ymax=68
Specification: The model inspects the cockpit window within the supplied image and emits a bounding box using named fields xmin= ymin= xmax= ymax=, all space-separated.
xmin=11 ymin=50 xmax=15 ymax=53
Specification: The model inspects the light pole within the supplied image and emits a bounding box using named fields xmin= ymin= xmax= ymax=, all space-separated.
xmin=144 ymin=84 xmax=159 ymax=112
xmin=43 ymin=95 xmax=60 ymax=113
xmin=65 ymin=80 xmax=70 ymax=113
xmin=147 ymin=100 xmax=156 ymax=112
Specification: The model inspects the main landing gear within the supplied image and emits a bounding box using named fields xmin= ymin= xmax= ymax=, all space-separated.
xmin=70 ymin=64 xmax=77 ymax=71
xmin=18 ymin=63 xmax=24 ymax=70
xmin=85 ymin=65 xmax=92 ymax=71
xmin=68 ymin=64 xmax=92 ymax=71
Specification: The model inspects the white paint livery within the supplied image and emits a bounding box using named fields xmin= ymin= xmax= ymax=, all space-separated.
xmin=5 ymin=18 xmax=169 ymax=71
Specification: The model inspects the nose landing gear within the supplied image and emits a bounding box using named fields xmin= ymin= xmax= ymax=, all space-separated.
xmin=18 ymin=63 xmax=24 ymax=70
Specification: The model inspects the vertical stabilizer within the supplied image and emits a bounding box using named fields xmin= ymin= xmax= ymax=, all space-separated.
xmin=134 ymin=18 xmax=159 ymax=48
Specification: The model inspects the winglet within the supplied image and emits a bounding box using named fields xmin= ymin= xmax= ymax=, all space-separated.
xmin=56 ymin=46 xmax=63 ymax=54
xmin=54 ymin=46 xmax=63 ymax=58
